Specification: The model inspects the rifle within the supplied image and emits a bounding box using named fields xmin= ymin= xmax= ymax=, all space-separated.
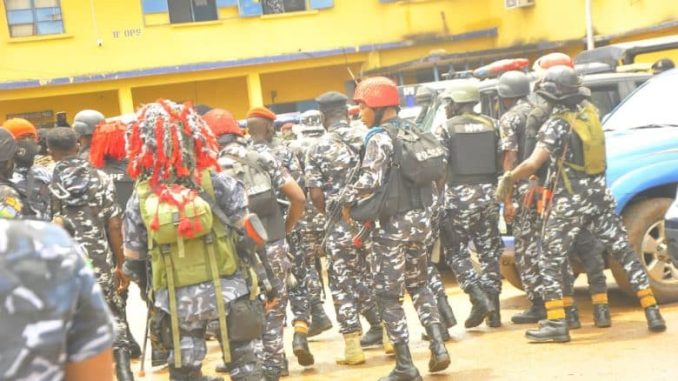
xmin=538 ymin=125 xmax=573 ymax=239
xmin=320 ymin=158 xmax=362 ymax=248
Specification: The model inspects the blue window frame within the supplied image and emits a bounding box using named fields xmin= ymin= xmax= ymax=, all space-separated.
xmin=4 ymin=0 xmax=64 ymax=38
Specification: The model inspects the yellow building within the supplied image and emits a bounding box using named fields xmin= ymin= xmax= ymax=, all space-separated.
xmin=0 ymin=0 xmax=676 ymax=125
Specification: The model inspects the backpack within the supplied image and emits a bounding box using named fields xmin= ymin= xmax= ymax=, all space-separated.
xmin=383 ymin=123 xmax=446 ymax=185
xmin=556 ymin=102 xmax=606 ymax=176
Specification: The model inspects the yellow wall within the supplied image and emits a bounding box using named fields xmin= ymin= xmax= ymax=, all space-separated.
xmin=0 ymin=90 xmax=119 ymax=124
xmin=261 ymin=64 xmax=361 ymax=105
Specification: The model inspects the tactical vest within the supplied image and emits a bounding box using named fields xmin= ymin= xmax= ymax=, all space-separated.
xmin=222 ymin=151 xmax=286 ymax=242
xmin=136 ymin=171 xmax=239 ymax=291
xmin=446 ymin=113 xmax=499 ymax=186
xmin=555 ymin=102 xmax=607 ymax=177
xmin=505 ymin=100 xmax=534 ymax=163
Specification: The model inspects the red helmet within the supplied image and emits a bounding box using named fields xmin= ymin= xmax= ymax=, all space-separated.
xmin=353 ymin=77 xmax=400 ymax=108
xmin=203 ymin=109 xmax=242 ymax=137
xmin=3 ymin=118 xmax=37 ymax=141
xmin=533 ymin=52 xmax=574 ymax=71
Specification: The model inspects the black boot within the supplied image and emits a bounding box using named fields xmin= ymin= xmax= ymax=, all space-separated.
xmin=263 ymin=368 xmax=281 ymax=381
xmin=151 ymin=348 xmax=170 ymax=367
xmin=425 ymin=324 xmax=451 ymax=373
xmin=593 ymin=304 xmax=611 ymax=328
xmin=378 ymin=343 xmax=423 ymax=381
xmin=360 ymin=307 xmax=384 ymax=347
xmin=308 ymin=302 xmax=333 ymax=337
xmin=127 ymin=326 xmax=142 ymax=359
xmin=170 ymin=366 xmax=224 ymax=381
xmin=511 ymin=298 xmax=546 ymax=324
xmin=645 ymin=305 xmax=667 ymax=332
xmin=114 ymin=348 xmax=135 ymax=381
xmin=485 ymin=293 xmax=501 ymax=328
xmin=525 ymin=319 xmax=570 ymax=343
xmin=292 ymin=331 xmax=315 ymax=366
xmin=437 ymin=295 xmax=457 ymax=328
xmin=565 ymin=305 xmax=581 ymax=330
xmin=421 ymin=328 xmax=451 ymax=342
xmin=465 ymin=285 xmax=494 ymax=328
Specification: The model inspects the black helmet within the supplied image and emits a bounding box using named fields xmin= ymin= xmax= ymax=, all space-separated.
xmin=0 ymin=128 xmax=17 ymax=161
xmin=497 ymin=71 xmax=530 ymax=99
xmin=72 ymin=109 xmax=105 ymax=137
xmin=651 ymin=58 xmax=675 ymax=74
xmin=536 ymin=65 xmax=590 ymax=103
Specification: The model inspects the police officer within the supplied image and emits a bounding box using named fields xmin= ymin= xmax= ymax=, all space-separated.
xmin=72 ymin=109 xmax=105 ymax=161
xmin=0 ymin=128 xmax=25 ymax=219
xmin=305 ymin=91 xmax=382 ymax=365
xmin=122 ymin=100 xmax=263 ymax=381
xmin=345 ymin=77 xmax=450 ymax=381
xmin=0 ymin=219 xmax=116 ymax=381
xmin=3 ymin=118 xmax=52 ymax=221
xmin=433 ymin=80 xmax=504 ymax=329
xmin=204 ymin=108 xmax=306 ymax=379
xmin=47 ymin=127 xmax=134 ymax=381
xmin=497 ymin=66 xmax=667 ymax=342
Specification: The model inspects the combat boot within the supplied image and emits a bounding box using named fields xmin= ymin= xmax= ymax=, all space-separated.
xmin=292 ymin=321 xmax=314 ymax=366
xmin=378 ymin=343 xmax=423 ymax=381
xmin=437 ymin=294 xmax=457 ymax=328
xmin=511 ymin=298 xmax=546 ymax=324
xmin=485 ymin=293 xmax=501 ymax=328
xmin=113 ymin=348 xmax=135 ymax=381
xmin=525 ymin=319 xmax=570 ymax=343
xmin=425 ymin=324 xmax=451 ymax=373
xmin=336 ymin=331 xmax=365 ymax=365
xmin=360 ymin=307 xmax=384 ymax=347
xmin=645 ymin=305 xmax=667 ymax=332
xmin=308 ymin=302 xmax=333 ymax=337
xmin=421 ymin=327 xmax=451 ymax=342
xmin=152 ymin=348 xmax=170 ymax=367
xmin=127 ymin=325 xmax=142 ymax=359
xmin=170 ymin=366 xmax=224 ymax=381
xmin=565 ymin=305 xmax=581 ymax=330
xmin=593 ymin=304 xmax=611 ymax=328
xmin=263 ymin=368 xmax=280 ymax=381
xmin=465 ymin=284 xmax=494 ymax=328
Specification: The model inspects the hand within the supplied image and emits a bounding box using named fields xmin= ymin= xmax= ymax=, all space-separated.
xmin=114 ymin=267 xmax=130 ymax=293
xmin=503 ymin=202 xmax=516 ymax=224
xmin=341 ymin=206 xmax=352 ymax=224
xmin=495 ymin=171 xmax=513 ymax=202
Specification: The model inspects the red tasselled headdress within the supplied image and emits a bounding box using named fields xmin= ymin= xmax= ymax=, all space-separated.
xmin=90 ymin=120 xmax=127 ymax=168
xmin=126 ymin=99 xmax=220 ymax=238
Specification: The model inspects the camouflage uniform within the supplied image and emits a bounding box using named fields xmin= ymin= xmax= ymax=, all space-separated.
xmin=10 ymin=165 xmax=52 ymax=221
xmin=433 ymin=114 xmax=504 ymax=296
xmin=123 ymin=171 xmax=260 ymax=378
xmin=343 ymin=122 xmax=440 ymax=344
xmin=0 ymin=182 xmax=23 ymax=219
xmin=0 ymin=219 xmax=115 ymax=380
xmin=537 ymin=108 xmax=651 ymax=304
xmin=424 ymin=194 xmax=447 ymax=300
xmin=232 ymin=141 xmax=295 ymax=375
xmin=306 ymin=122 xmax=378 ymax=334
xmin=49 ymin=157 xmax=131 ymax=353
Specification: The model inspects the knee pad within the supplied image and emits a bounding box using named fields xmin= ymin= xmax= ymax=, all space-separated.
xmin=227 ymin=297 xmax=265 ymax=342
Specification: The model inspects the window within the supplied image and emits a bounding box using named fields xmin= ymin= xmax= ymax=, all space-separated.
xmin=7 ymin=110 xmax=54 ymax=129
xmin=168 ymin=0 xmax=218 ymax=23
xmin=4 ymin=0 xmax=64 ymax=37
xmin=262 ymin=0 xmax=306 ymax=15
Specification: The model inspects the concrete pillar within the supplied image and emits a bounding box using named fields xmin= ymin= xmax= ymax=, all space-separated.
xmin=246 ymin=73 xmax=264 ymax=108
xmin=117 ymin=86 xmax=134 ymax=115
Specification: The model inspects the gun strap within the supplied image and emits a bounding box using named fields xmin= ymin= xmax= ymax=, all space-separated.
xmin=204 ymin=233 xmax=231 ymax=364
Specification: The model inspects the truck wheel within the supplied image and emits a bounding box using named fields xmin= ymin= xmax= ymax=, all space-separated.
xmin=614 ymin=198 xmax=678 ymax=304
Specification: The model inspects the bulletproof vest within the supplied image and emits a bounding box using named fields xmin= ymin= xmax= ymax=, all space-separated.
xmin=506 ymin=100 xmax=534 ymax=163
xmin=523 ymin=101 xmax=552 ymax=181
xmin=222 ymin=151 xmax=286 ymax=242
xmin=103 ymin=161 xmax=133 ymax=209
xmin=556 ymin=102 xmax=607 ymax=176
xmin=446 ymin=113 xmax=499 ymax=185
xmin=136 ymin=170 xmax=239 ymax=290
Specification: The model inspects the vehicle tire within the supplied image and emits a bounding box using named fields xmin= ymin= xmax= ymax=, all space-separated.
xmin=613 ymin=197 xmax=678 ymax=304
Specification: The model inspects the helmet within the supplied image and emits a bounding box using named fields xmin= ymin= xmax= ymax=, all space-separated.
xmin=203 ymin=109 xmax=242 ymax=137
xmin=652 ymin=58 xmax=675 ymax=74
xmin=0 ymin=128 xmax=17 ymax=161
xmin=73 ymin=109 xmax=105 ymax=137
xmin=497 ymin=71 xmax=530 ymax=98
xmin=301 ymin=110 xmax=322 ymax=127
xmin=2 ymin=118 xmax=37 ymax=141
xmin=533 ymin=52 xmax=574 ymax=72
xmin=441 ymin=80 xmax=480 ymax=104
xmin=353 ymin=77 xmax=400 ymax=108
xmin=536 ymin=65 xmax=589 ymax=102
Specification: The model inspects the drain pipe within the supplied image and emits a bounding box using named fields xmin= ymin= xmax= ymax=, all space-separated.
xmin=585 ymin=0 xmax=595 ymax=50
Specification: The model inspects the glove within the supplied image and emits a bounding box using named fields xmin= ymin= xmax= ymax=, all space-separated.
xmin=495 ymin=171 xmax=514 ymax=202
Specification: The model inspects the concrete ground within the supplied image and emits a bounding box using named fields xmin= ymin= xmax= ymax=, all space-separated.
xmin=126 ymin=270 xmax=678 ymax=381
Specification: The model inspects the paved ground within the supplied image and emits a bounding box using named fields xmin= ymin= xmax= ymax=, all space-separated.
xmin=125 ymin=269 xmax=678 ymax=381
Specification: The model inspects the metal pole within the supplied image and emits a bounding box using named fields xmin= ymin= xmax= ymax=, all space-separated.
xmin=585 ymin=0 xmax=595 ymax=50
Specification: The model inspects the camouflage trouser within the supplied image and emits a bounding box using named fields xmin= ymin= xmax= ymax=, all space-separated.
xmin=288 ymin=229 xmax=324 ymax=325
xmin=443 ymin=197 xmax=504 ymax=296
xmin=373 ymin=236 xmax=440 ymax=345
xmin=257 ymin=239 xmax=290 ymax=373
xmin=95 ymin=266 xmax=131 ymax=353
xmin=541 ymin=189 xmax=650 ymax=302
xmin=425 ymin=208 xmax=447 ymax=300
xmin=326 ymin=220 xmax=377 ymax=334
xmin=568 ymin=229 xmax=608 ymax=296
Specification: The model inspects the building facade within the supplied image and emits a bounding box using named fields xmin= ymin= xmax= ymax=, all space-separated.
xmin=0 ymin=0 xmax=676 ymax=125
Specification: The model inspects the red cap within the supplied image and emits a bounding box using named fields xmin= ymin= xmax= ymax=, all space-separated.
xmin=246 ymin=107 xmax=276 ymax=121
xmin=203 ymin=109 xmax=242 ymax=137
xmin=3 ymin=118 xmax=37 ymax=141
xmin=353 ymin=77 xmax=400 ymax=108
